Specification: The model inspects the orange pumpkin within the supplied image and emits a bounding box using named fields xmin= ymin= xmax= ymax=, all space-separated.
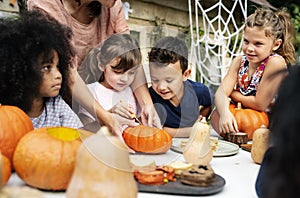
xmin=13 ymin=127 xmax=92 ymax=191
xmin=0 ymin=152 xmax=11 ymax=186
xmin=123 ymin=125 xmax=172 ymax=154
xmin=0 ymin=105 xmax=33 ymax=164
xmin=210 ymin=103 xmax=269 ymax=139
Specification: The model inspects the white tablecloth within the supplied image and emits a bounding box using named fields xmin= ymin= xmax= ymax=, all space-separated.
xmin=7 ymin=149 xmax=260 ymax=198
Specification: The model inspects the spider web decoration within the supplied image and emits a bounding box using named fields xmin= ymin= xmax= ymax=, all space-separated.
xmin=188 ymin=0 xmax=248 ymax=85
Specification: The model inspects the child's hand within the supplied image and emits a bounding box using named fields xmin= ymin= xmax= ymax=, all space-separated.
xmin=140 ymin=104 xmax=162 ymax=128
xmin=110 ymin=100 xmax=134 ymax=119
xmin=219 ymin=110 xmax=239 ymax=134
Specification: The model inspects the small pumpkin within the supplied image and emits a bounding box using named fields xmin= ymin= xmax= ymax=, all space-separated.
xmin=66 ymin=127 xmax=137 ymax=198
xmin=123 ymin=125 xmax=172 ymax=154
xmin=13 ymin=127 xmax=92 ymax=191
xmin=0 ymin=152 xmax=11 ymax=187
xmin=183 ymin=117 xmax=213 ymax=165
xmin=0 ymin=105 xmax=33 ymax=164
xmin=210 ymin=103 xmax=269 ymax=139
xmin=251 ymin=125 xmax=270 ymax=164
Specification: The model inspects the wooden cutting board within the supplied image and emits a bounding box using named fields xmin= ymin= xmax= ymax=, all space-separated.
xmin=137 ymin=174 xmax=225 ymax=195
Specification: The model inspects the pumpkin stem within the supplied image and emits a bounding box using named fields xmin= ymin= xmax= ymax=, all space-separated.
xmin=200 ymin=117 xmax=207 ymax=124
xmin=236 ymin=102 xmax=242 ymax=110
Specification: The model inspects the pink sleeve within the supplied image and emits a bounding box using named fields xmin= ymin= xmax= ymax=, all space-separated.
xmin=27 ymin=0 xmax=69 ymax=26
xmin=110 ymin=0 xmax=130 ymax=33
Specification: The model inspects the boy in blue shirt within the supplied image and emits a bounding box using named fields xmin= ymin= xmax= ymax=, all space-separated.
xmin=148 ymin=36 xmax=212 ymax=137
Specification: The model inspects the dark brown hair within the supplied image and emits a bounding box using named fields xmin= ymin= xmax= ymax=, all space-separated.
xmin=148 ymin=36 xmax=188 ymax=74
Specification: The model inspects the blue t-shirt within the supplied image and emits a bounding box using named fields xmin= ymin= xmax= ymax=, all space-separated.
xmin=149 ymin=79 xmax=212 ymax=128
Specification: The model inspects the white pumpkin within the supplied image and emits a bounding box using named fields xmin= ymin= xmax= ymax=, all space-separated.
xmin=66 ymin=127 xmax=137 ymax=198
xmin=183 ymin=117 xmax=213 ymax=165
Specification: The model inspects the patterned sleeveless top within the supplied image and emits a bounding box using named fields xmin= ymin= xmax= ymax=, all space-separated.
xmin=235 ymin=54 xmax=278 ymax=96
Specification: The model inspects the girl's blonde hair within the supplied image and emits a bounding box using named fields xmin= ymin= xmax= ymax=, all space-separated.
xmin=246 ymin=7 xmax=296 ymax=65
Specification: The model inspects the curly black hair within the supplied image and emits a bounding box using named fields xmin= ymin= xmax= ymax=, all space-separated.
xmin=148 ymin=36 xmax=188 ymax=74
xmin=0 ymin=10 xmax=74 ymax=113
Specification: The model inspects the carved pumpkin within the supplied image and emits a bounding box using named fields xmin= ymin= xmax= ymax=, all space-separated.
xmin=66 ymin=127 xmax=137 ymax=198
xmin=210 ymin=103 xmax=269 ymax=139
xmin=0 ymin=152 xmax=11 ymax=186
xmin=123 ymin=125 xmax=172 ymax=154
xmin=13 ymin=127 xmax=92 ymax=191
xmin=183 ymin=117 xmax=213 ymax=165
xmin=0 ymin=105 xmax=33 ymax=163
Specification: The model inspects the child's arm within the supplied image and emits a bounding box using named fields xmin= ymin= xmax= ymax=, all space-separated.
xmin=78 ymin=113 xmax=95 ymax=126
xmin=78 ymin=106 xmax=101 ymax=132
xmin=79 ymin=113 xmax=101 ymax=132
xmin=230 ymin=56 xmax=287 ymax=111
xmin=214 ymin=56 xmax=242 ymax=134
xmin=163 ymin=127 xmax=192 ymax=138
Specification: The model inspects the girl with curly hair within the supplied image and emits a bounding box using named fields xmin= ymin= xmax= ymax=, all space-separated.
xmin=0 ymin=10 xmax=83 ymax=129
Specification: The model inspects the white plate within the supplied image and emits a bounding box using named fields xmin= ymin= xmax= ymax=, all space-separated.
xmin=171 ymin=138 xmax=239 ymax=157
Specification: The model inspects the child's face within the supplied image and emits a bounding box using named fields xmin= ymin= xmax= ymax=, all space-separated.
xmin=101 ymin=58 xmax=138 ymax=91
xmin=150 ymin=60 xmax=190 ymax=104
xmin=39 ymin=50 xmax=62 ymax=98
xmin=242 ymin=26 xmax=282 ymax=66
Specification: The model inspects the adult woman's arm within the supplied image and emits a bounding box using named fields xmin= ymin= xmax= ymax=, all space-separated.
xmin=130 ymin=65 xmax=162 ymax=128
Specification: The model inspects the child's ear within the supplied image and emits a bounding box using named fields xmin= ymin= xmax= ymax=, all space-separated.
xmin=98 ymin=64 xmax=105 ymax=71
xmin=272 ymin=39 xmax=282 ymax=51
xmin=96 ymin=53 xmax=105 ymax=71
xmin=183 ymin=69 xmax=191 ymax=81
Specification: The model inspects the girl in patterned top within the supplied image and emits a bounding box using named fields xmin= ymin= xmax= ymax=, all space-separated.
xmin=0 ymin=10 xmax=83 ymax=129
xmin=213 ymin=7 xmax=296 ymax=135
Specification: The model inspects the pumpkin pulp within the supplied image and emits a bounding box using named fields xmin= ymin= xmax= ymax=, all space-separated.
xmin=47 ymin=127 xmax=80 ymax=141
